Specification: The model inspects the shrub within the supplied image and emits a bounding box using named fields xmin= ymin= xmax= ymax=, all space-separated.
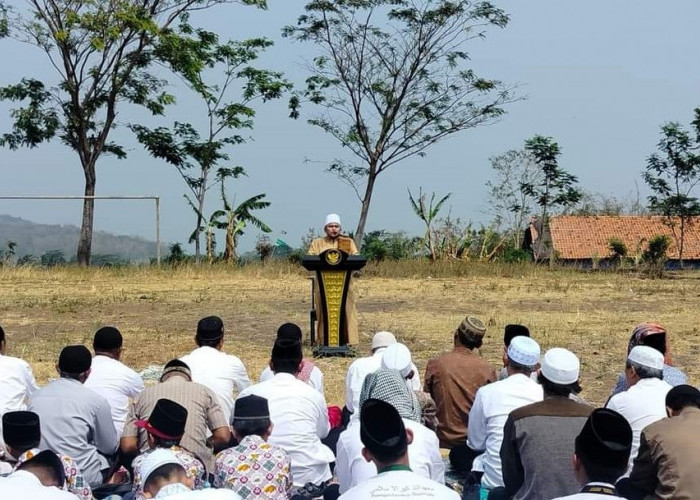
xmin=641 ymin=235 xmax=671 ymax=277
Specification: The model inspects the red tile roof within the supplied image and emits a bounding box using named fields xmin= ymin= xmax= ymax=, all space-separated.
xmin=548 ymin=216 xmax=700 ymax=260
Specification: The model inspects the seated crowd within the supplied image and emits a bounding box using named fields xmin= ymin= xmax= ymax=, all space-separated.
xmin=0 ymin=316 xmax=697 ymax=499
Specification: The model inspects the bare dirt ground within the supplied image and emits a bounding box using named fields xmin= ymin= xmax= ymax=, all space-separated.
xmin=1 ymin=264 xmax=698 ymax=407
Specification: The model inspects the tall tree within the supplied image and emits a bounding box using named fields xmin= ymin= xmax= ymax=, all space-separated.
xmin=285 ymin=0 xmax=518 ymax=247
xmin=522 ymin=135 xmax=581 ymax=261
xmin=132 ymin=23 xmax=289 ymax=261
xmin=408 ymin=187 xmax=450 ymax=261
xmin=0 ymin=0 xmax=266 ymax=265
xmin=643 ymin=108 xmax=700 ymax=268
xmin=485 ymin=149 xmax=542 ymax=247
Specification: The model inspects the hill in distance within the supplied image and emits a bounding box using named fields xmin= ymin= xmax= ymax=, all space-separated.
xmin=0 ymin=214 xmax=167 ymax=263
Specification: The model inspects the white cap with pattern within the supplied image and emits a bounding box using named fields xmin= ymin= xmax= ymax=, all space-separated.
xmin=507 ymin=336 xmax=541 ymax=366
xmin=140 ymin=448 xmax=182 ymax=487
xmin=371 ymin=331 xmax=397 ymax=350
xmin=628 ymin=345 xmax=664 ymax=370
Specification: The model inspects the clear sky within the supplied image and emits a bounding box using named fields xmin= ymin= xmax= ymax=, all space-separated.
xmin=1 ymin=0 xmax=698 ymax=253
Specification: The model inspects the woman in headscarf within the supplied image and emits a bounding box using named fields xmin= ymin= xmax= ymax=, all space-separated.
xmin=334 ymin=369 xmax=444 ymax=496
xmin=610 ymin=322 xmax=688 ymax=396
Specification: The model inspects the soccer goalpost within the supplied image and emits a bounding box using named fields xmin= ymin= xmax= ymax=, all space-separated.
xmin=0 ymin=195 xmax=162 ymax=264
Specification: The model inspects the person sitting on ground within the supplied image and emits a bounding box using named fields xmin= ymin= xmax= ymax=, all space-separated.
xmin=238 ymin=338 xmax=333 ymax=490
xmin=381 ymin=342 xmax=437 ymax=431
xmin=500 ymin=348 xmax=593 ymax=500
xmin=498 ymin=324 xmax=531 ymax=380
xmin=140 ymin=448 xmax=242 ymax=499
xmin=0 ymin=411 xmax=92 ymax=500
xmin=610 ymin=322 xmax=687 ymax=396
xmin=259 ymin=323 xmax=324 ymax=395
xmin=623 ymin=385 xmax=700 ymax=498
xmin=0 ymin=450 xmax=77 ymax=499
xmin=552 ymin=408 xmax=632 ymax=500
xmin=0 ymin=324 xmax=39 ymax=455
xmin=214 ymin=394 xmax=292 ymax=499
xmin=605 ymin=345 xmax=672 ymax=474
xmin=335 ymin=369 xmax=444 ymax=496
xmin=85 ymin=326 xmax=145 ymax=435
xmin=131 ymin=398 xmax=207 ymax=498
xmin=338 ymin=399 xmax=459 ymax=499
xmin=345 ymin=331 xmax=396 ymax=420
xmin=28 ymin=345 xmax=119 ymax=488
xmin=467 ymin=335 xmax=543 ymax=493
xmin=121 ymin=359 xmax=232 ymax=475
xmin=423 ymin=316 xmax=498 ymax=472
xmin=181 ymin=316 xmax=252 ymax=424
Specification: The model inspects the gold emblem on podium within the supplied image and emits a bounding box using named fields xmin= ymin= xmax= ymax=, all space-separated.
xmin=325 ymin=249 xmax=341 ymax=266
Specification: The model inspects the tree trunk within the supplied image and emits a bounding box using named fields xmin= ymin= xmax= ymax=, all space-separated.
xmin=679 ymin=217 xmax=685 ymax=269
xmin=353 ymin=169 xmax=377 ymax=249
xmin=76 ymin=165 xmax=96 ymax=266
xmin=224 ymin=222 xmax=235 ymax=263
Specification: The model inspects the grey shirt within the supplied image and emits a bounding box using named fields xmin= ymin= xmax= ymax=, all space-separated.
xmin=29 ymin=378 xmax=118 ymax=487
xmin=501 ymin=396 xmax=593 ymax=500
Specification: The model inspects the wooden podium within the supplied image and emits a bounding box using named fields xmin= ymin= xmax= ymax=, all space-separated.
xmin=302 ymin=249 xmax=366 ymax=357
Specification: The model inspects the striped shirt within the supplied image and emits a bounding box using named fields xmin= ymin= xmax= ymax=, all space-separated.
xmin=122 ymin=375 xmax=229 ymax=472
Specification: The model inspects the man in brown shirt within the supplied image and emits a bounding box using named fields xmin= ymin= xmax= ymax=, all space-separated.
xmin=424 ymin=315 xmax=497 ymax=470
xmin=624 ymin=385 xmax=700 ymax=499
xmin=120 ymin=359 xmax=231 ymax=473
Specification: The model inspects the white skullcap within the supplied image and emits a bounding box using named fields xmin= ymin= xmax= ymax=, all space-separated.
xmin=507 ymin=336 xmax=540 ymax=367
xmin=541 ymin=348 xmax=580 ymax=385
xmin=628 ymin=345 xmax=664 ymax=371
xmin=371 ymin=331 xmax=396 ymax=350
xmin=325 ymin=213 xmax=341 ymax=227
xmin=140 ymin=448 xmax=182 ymax=487
xmin=381 ymin=343 xmax=413 ymax=378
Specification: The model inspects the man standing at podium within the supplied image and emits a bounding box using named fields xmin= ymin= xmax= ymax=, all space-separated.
xmin=308 ymin=214 xmax=360 ymax=345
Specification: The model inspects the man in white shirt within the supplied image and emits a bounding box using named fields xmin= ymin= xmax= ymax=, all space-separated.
xmin=259 ymin=323 xmax=324 ymax=394
xmin=467 ymin=335 xmax=543 ymax=491
xmin=140 ymin=448 xmax=242 ymax=499
xmin=181 ymin=316 xmax=251 ymax=424
xmin=0 ymin=324 xmax=39 ymax=453
xmin=345 ymin=331 xmax=417 ymax=419
xmin=605 ymin=345 xmax=672 ymax=474
xmin=552 ymin=409 xmax=632 ymax=500
xmin=238 ymin=337 xmax=334 ymax=488
xmin=336 ymin=369 xmax=444 ymax=495
xmin=339 ymin=398 xmax=459 ymax=499
xmin=0 ymin=450 xmax=77 ymax=500
xmin=84 ymin=326 xmax=145 ymax=435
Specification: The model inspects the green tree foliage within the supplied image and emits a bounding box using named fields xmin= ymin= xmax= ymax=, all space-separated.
xmin=132 ymin=21 xmax=289 ymax=261
xmin=408 ymin=188 xmax=451 ymax=261
xmin=0 ymin=0 xmax=266 ymax=266
xmin=486 ymin=149 xmax=542 ymax=247
xmin=361 ymin=231 xmax=422 ymax=261
xmin=642 ymin=235 xmax=671 ymax=277
xmin=285 ymin=0 xmax=518 ymax=247
xmin=40 ymin=249 xmax=66 ymax=267
xmin=607 ymin=237 xmax=628 ymax=266
xmin=642 ymin=109 xmax=700 ymax=268
xmin=522 ymin=135 xmax=582 ymax=261
xmin=209 ymin=180 xmax=271 ymax=263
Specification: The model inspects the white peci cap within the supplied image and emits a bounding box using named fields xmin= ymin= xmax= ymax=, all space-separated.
xmin=381 ymin=343 xmax=413 ymax=378
xmin=140 ymin=449 xmax=182 ymax=487
xmin=371 ymin=331 xmax=397 ymax=350
xmin=628 ymin=345 xmax=664 ymax=371
xmin=541 ymin=348 xmax=580 ymax=385
xmin=507 ymin=336 xmax=541 ymax=367
xmin=325 ymin=213 xmax=341 ymax=227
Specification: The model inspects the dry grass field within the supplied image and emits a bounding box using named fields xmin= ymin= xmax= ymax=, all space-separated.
xmin=0 ymin=262 xmax=698 ymax=407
